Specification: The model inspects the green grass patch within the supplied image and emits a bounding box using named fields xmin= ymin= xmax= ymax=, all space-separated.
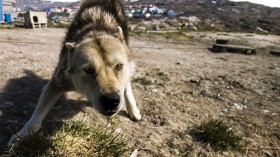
xmin=0 ymin=25 xmax=15 ymax=30
xmin=4 ymin=121 xmax=129 ymax=157
xmin=190 ymin=118 xmax=244 ymax=152
xmin=133 ymin=77 xmax=152 ymax=86
xmin=47 ymin=21 xmax=70 ymax=29
xmin=162 ymin=31 xmax=195 ymax=40
xmin=129 ymin=30 xmax=198 ymax=41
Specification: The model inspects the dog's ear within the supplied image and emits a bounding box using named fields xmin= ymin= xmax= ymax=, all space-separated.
xmin=65 ymin=42 xmax=76 ymax=50
xmin=65 ymin=42 xmax=76 ymax=74
xmin=113 ymin=26 xmax=124 ymax=41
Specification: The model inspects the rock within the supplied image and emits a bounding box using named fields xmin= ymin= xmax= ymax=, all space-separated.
xmin=188 ymin=91 xmax=194 ymax=95
xmin=128 ymin=24 xmax=136 ymax=31
xmin=272 ymin=113 xmax=278 ymax=116
xmin=273 ymin=132 xmax=280 ymax=140
xmin=2 ymin=101 xmax=15 ymax=108
xmin=152 ymin=89 xmax=159 ymax=93
xmin=232 ymin=103 xmax=247 ymax=110
xmin=157 ymin=72 xmax=164 ymax=76
xmin=216 ymin=93 xmax=224 ymax=101
xmin=157 ymin=72 xmax=171 ymax=82
xmin=214 ymin=81 xmax=219 ymax=85
xmin=190 ymin=79 xmax=200 ymax=84
xmin=114 ymin=128 xmax=122 ymax=134
xmin=199 ymin=90 xmax=207 ymax=96
xmin=222 ymin=109 xmax=228 ymax=113
xmin=130 ymin=149 xmax=138 ymax=157
xmin=81 ymin=107 xmax=93 ymax=113
xmin=262 ymin=110 xmax=270 ymax=113
xmin=153 ymin=24 xmax=160 ymax=31
xmin=221 ymin=109 xmax=228 ymax=115
xmin=151 ymin=116 xmax=170 ymax=126
xmin=190 ymin=26 xmax=197 ymax=31
xmin=256 ymin=27 xmax=268 ymax=33
xmin=136 ymin=26 xmax=146 ymax=32
xmin=263 ymin=150 xmax=272 ymax=157
xmin=223 ymin=152 xmax=229 ymax=156
xmin=225 ymin=86 xmax=232 ymax=89
xmin=173 ymin=149 xmax=180 ymax=155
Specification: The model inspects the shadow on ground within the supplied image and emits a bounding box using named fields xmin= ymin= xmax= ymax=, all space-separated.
xmin=0 ymin=70 xmax=91 ymax=153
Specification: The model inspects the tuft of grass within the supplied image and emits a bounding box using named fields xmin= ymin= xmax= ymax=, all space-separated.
xmin=4 ymin=121 xmax=129 ymax=157
xmin=133 ymin=77 xmax=152 ymax=86
xmin=190 ymin=118 xmax=244 ymax=152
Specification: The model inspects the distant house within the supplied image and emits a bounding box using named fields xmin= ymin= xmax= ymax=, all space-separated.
xmin=0 ymin=0 xmax=16 ymax=22
xmin=16 ymin=11 xmax=47 ymax=28
xmin=0 ymin=0 xmax=3 ymax=22
xmin=2 ymin=0 xmax=16 ymax=13
xmin=167 ymin=10 xmax=175 ymax=17
xmin=50 ymin=7 xmax=72 ymax=13
xmin=49 ymin=12 xmax=70 ymax=19
xmin=125 ymin=4 xmax=164 ymax=19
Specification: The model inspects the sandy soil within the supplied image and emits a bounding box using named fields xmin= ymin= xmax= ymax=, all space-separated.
xmin=0 ymin=28 xmax=279 ymax=156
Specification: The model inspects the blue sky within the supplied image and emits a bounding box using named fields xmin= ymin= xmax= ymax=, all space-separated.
xmin=49 ymin=0 xmax=280 ymax=8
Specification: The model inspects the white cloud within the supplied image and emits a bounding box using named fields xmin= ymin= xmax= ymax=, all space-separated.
xmin=50 ymin=0 xmax=79 ymax=2
xmin=230 ymin=0 xmax=280 ymax=8
xmin=49 ymin=0 xmax=280 ymax=8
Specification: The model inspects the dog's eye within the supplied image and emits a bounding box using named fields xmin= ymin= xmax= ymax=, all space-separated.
xmin=116 ymin=64 xmax=123 ymax=71
xmin=83 ymin=67 xmax=96 ymax=76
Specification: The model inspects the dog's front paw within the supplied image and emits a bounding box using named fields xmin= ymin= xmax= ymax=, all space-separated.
xmin=7 ymin=122 xmax=40 ymax=146
xmin=8 ymin=134 xmax=18 ymax=146
xmin=127 ymin=107 xmax=141 ymax=121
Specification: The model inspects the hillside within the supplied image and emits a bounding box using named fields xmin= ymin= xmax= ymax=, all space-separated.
xmin=16 ymin=0 xmax=280 ymax=33
xmin=16 ymin=0 xmax=71 ymax=10
xmin=128 ymin=0 xmax=280 ymax=33
xmin=180 ymin=0 xmax=280 ymax=33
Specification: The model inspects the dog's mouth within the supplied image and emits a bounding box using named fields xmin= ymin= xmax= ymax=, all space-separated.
xmin=91 ymin=103 xmax=120 ymax=117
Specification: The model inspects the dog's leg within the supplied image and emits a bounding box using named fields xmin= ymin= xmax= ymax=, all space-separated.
xmin=8 ymin=81 xmax=63 ymax=145
xmin=125 ymin=81 xmax=141 ymax=121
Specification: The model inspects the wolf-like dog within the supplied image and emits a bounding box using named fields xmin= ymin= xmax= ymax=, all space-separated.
xmin=9 ymin=0 xmax=141 ymax=145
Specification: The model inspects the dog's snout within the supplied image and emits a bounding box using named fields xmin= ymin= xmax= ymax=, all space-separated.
xmin=100 ymin=93 xmax=120 ymax=109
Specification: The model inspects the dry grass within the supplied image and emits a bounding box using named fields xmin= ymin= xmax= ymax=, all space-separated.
xmin=4 ymin=121 xmax=129 ymax=157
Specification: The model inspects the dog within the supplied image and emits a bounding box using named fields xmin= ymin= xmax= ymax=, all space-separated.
xmin=8 ymin=0 xmax=141 ymax=145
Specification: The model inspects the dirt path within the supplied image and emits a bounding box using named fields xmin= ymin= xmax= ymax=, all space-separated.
xmin=0 ymin=28 xmax=279 ymax=156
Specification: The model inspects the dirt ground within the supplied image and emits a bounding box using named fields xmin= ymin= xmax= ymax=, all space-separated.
xmin=0 ymin=28 xmax=279 ymax=156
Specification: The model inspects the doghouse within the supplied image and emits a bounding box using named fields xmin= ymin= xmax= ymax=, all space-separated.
xmin=16 ymin=11 xmax=47 ymax=28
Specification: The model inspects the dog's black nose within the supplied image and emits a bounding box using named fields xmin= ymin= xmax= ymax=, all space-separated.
xmin=100 ymin=93 xmax=120 ymax=110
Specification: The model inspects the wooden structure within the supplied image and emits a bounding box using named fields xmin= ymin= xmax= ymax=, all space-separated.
xmin=215 ymin=39 xmax=229 ymax=45
xmin=211 ymin=44 xmax=257 ymax=55
xmin=16 ymin=11 xmax=47 ymax=28
xmin=210 ymin=39 xmax=257 ymax=55
xmin=270 ymin=50 xmax=280 ymax=56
